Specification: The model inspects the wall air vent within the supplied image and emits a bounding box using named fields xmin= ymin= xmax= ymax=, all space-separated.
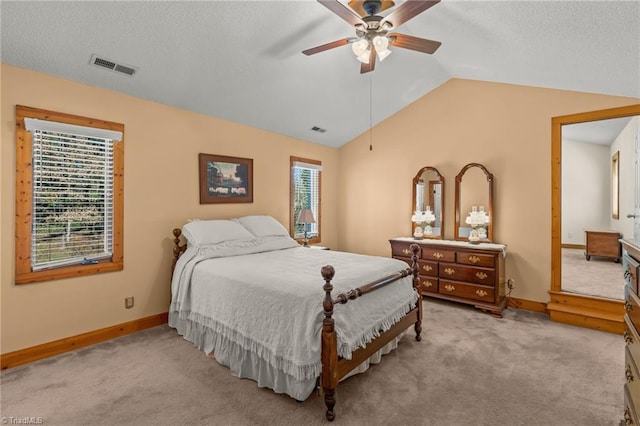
xmin=89 ymin=54 xmax=137 ymax=77
xmin=311 ymin=126 xmax=327 ymax=134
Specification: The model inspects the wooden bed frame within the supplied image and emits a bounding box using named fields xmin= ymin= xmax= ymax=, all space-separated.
xmin=171 ymin=229 xmax=422 ymax=421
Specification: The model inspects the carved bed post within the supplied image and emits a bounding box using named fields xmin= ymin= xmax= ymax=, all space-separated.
xmin=321 ymin=265 xmax=338 ymax=422
xmin=410 ymin=244 xmax=423 ymax=341
xmin=171 ymin=228 xmax=183 ymax=274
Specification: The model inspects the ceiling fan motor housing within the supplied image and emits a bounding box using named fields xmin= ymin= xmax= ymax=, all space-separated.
xmin=362 ymin=0 xmax=383 ymax=16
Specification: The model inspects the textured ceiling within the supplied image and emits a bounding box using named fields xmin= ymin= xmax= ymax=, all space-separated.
xmin=2 ymin=1 xmax=639 ymax=148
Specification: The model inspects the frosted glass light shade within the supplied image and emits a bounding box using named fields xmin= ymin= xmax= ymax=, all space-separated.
xmin=351 ymin=39 xmax=369 ymax=57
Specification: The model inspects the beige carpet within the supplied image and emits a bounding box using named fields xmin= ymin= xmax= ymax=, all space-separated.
xmin=562 ymin=248 xmax=624 ymax=300
xmin=0 ymin=300 xmax=624 ymax=426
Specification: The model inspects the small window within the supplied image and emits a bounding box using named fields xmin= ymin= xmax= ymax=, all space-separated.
xmin=290 ymin=156 xmax=322 ymax=245
xmin=15 ymin=106 xmax=124 ymax=284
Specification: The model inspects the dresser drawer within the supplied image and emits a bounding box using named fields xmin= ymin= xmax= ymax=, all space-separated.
xmin=625 ymin=253 xmax=640 ymax=295
xmin=626 ymin=384 xmax=639 ymax=426
xmin=626 ymin=347 xmax=640 ymax=409
xmin=418 ymin=260 xmax=437 ymax=277
xmin=626 ymin=287 xmax=640 ymax=332
xmin=456 ymin=251 xmax=495 ymax=268
xmin=391 ymin=242 xmax=420 ymax=259
xmin=439 ymin=263 xmax=495 ymax=286
xmin=439 ymin=280 xmax=495 ymax=303
xmin=419 ymin=277 xmax=438 ymax=294
xmin=422 ymin=247 xmax=455 ymax=262
xmin=625 ymin=315 xmax=640 ymax=369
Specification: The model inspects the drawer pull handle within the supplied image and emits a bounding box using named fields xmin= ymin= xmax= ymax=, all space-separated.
xmin=469 ymin=256 xmax=481 ymax=264
xmin=476 ymin=290 xmax=488 ymax=297
xmin=475 ymin=272 xmax=488 ymax=280
xmin=624 ymin=331 xmax=634 ymax=345
xmin=444 ymin=268 xmax=455 ymax=276
xmin=444 ymin=284 xmax=455 ymax=292
xmin=625 ymin=301 xmax=633 ymax=313
xmin=402 ymin=248 xmax=411 ymax=255
xmin=433 ymin=252 xmax=444 ymax=259
xmin=422 ymin=265 xmax=433 ymax=272
xmin=625 ymin=408 xmax=633 ymax=425
xmin=626 ymin=365 xmax=634 ymax=383
xmin=422 ymin=280 xmax=433 ymax=288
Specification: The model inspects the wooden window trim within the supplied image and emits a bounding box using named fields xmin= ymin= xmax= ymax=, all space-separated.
xmin=15 ymin=105 xmax=124 ymax=284
xmin=290 ymin=156 xmax=322 ymax=245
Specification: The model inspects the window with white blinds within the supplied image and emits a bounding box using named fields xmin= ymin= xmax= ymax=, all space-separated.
xmin=291 ymin=158 xmax=322 ymax=240
xmin=24 ymin=117 xmax=121 ymax=271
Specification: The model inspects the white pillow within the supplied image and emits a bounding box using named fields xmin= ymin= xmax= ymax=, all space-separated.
xmin=235 ymin=215 xmax=290 ymax=238
xmin=182 ymin=220 xmax=254 ymax=247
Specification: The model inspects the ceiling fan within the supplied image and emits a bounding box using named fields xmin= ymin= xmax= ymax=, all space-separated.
xmin=302 ymin=0 xmax=442 ymax=74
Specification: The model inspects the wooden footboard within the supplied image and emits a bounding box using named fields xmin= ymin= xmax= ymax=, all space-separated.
xmin=320 ymin=243 xmax=421 ymax=421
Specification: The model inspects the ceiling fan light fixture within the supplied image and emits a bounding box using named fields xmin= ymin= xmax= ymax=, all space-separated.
xmin=376 ymin=48 xmax=391 ymax=61
xmin=373 ymin=35 xmax=391 ymax=61
xmin=356 ymin=49 xmax=371 ymax=63
xmin=372 ymin=35 xmax=389 ymax=50
xmin=351 ymin=38 xmax=370 ymax=57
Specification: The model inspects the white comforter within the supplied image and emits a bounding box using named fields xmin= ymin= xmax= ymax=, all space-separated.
xmin=169 ymin=244 xmax=418 ymax=386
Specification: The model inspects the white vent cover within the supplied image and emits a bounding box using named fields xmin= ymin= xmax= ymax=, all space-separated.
xmin=89 ymin=54 xmax=137 ymax=77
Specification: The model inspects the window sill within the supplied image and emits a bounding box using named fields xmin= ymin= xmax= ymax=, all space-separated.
xmin=15 ymin=260 xmax=123 ymax=284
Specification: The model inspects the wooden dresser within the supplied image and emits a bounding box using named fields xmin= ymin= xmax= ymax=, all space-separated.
xmin=585 ymin=230 xmax=621 ymax=262
xmin=623 ymin=239 xmax=640 ymax=425
xmin=389 ymin=238 xmax=507 ymax=317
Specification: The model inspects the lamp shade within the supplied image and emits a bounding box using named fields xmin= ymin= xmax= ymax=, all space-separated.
xmin=296 ymin=208 xmax=316 ymax=224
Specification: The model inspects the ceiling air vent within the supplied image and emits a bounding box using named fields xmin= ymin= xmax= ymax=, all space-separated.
xmin=311 ymin=126 xmax=327 ymax=134
xmin=89 ymin=54 xmax=137 ymax=77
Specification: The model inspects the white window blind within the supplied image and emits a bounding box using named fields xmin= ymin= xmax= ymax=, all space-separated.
xmin=292 ymin=162 xmax=321 ymax=239
xmin=25 ymin=119 xmax=121 ymax=271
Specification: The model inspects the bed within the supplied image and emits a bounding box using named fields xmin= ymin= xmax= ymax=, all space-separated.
xmin=169 ymin=215 xmax=422 ymax=421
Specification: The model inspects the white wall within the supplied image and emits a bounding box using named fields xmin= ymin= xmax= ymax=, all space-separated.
xmin=562 ymin=139 xmax=610 ymax=245
xmin=610 ymin=116 xmax=639 ymax=238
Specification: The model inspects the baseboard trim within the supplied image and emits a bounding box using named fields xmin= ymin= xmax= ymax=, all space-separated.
xmin=1 ymin=312 xmax=168 ymax=370
xmin=561 ymin=244 xmax=585 ymax=249
xmin=508 ymin=297 xmax=548 ymax=313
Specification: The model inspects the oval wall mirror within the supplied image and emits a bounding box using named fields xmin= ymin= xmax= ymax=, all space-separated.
xmin=455 ymin=163 xmax=494 ymax=242
xmin=411 ymin=166 xmax=444 ymax=239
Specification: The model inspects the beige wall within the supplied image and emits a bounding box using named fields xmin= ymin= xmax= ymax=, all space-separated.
xmin=0 ymin=64 xmax=339 ymax=353
xmin=3 ymin=64 xmax=639 ymax=354
xmin=338 ymin=79 xmax=638 ymax=303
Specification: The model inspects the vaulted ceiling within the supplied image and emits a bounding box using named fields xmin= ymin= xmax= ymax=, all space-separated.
xmin=2 ymin=1 xmax=639 ymax=148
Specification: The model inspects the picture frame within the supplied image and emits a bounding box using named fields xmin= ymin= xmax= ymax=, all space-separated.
xmin=199 ymin=153 xmax=253 ymax=204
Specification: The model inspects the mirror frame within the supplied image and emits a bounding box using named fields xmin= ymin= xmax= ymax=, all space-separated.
xmin=551 ymin=104 xmax=640 ymax=295
xmin=412 ymin=166 xmax=444 ymax=240
xmin=454 ymin=163 xmax=494 ymax=242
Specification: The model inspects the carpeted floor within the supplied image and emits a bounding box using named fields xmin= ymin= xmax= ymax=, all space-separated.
xmin=0 ymin=299 xmax=624 ymax=426
xmin=562 ymin=248 xmax=624 ymax=300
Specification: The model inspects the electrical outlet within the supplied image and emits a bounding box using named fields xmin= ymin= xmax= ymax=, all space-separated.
xmin=125 ymin=296 xmax=134 ymax=309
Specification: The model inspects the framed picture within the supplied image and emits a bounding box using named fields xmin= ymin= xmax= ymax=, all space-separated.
xmin=199 ymin=153 xmax=253 ymax=204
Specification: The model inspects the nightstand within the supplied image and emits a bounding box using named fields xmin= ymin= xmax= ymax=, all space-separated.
xmin=309 ymin=245 xmax=330 ymax=250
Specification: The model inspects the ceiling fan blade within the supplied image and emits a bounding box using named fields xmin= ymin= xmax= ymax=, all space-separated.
xmin=303 ymin=38 xmax=352 ymax=56
xmin=318 ymin=0 xmax=365 ymax=27
xmin=382 ymin=0 xmax=440 ymax=29
xmin=389 ymin=33 xmax=441 ymax=54
xmin=348 ymin=0 xmax=395 ymax=17
xmin=360 ymin=49 xmax=377 ymax=74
